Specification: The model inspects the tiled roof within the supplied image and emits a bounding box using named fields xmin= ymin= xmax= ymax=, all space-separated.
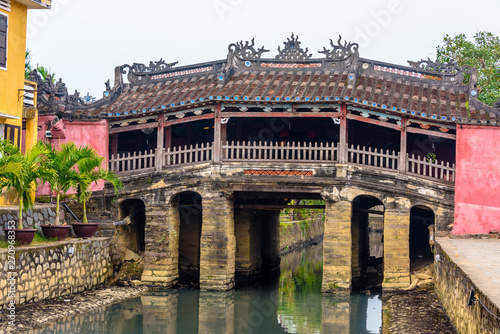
xmin=36 ymin=35 xmax=500 ymax=126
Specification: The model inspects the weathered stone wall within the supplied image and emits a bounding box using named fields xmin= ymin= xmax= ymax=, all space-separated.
xmin=434 ymin=242 xmax=500 ymax=334
xmin=279 ymin=217 xmax=324 ymax=253
xmin=0 ymin=204 xmax=60 ymax=236
xmin=0 ymin=238 xmax=113 ymax=309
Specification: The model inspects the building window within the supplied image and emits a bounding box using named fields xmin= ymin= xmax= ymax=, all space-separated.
xmin=0 ymin=0 xmax=10 ymax=12
xmin=0 ymin=13 xmax=6 ymax=69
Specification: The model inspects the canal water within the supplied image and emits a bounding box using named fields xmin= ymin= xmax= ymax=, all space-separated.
xmin=32 ymin=243 xmax=382 ymax=333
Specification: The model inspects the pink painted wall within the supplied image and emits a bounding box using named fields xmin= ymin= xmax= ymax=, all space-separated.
xmin=454 ymin=125 xmax=500 ymax=234
xmin=37 ymin=115 xmax=109 ymax=196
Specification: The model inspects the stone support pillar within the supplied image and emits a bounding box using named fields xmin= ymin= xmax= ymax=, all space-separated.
xmin=235 ymin=208 xmax=262 ymax=281
xmin=199 ymin=192 xmax=236 ymax=290
xmin=322 ymin=200 xmax=352 ymax=293
xmin=259 ymin=209 xmax=280 ymax=272
xmin=141 ymin=203 xmax=179 ymax=287
xmin=383 ymin=206 xmax=411 ymax=289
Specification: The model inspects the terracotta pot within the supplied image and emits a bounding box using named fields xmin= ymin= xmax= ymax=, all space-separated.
xmin=72 ymin=222 xmax=99 ymax=238
xmin=3 ymin=229 xmax=37 ymax=246
xmin=41 ymin=225 xmax=70 ymax=240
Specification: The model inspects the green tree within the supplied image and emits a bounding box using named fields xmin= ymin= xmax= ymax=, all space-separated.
xmin=436 ymin=32 xmax=500 ymax=106
xmin=76 ymin=152 xmax=122 ymax=224
xmin=0 ymin=140 xmax=54 ymax=229
xmin=45 ymin=142 xmax=96 ymax=225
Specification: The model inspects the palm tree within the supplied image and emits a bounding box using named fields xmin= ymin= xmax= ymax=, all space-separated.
xmin=76 ymin=152 xmax=122 ymax=224
xmin=45 ymin=142 xmax=96 ymax=225
xmin=0 ymin=140 xmax=53 ymax=229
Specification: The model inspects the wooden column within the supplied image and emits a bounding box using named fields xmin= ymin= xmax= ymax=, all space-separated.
xmin=156 ymin=114 xmax=165 ymax=172
xmin=213 ymin=104 xmax=222 ymax=163
xmin=164 ymin=125 xmax=172 ymax=151
xmin=339 ymin=103 xmax=348 ymax=164
xmin=399 ymin=117 xmax=407 ymax=173
xmin=110 ymin=133 xmax=119 ymax=157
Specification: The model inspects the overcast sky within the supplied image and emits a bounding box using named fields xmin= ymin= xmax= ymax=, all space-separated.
xmin=26 ymin=0 xmax=500 ymax=98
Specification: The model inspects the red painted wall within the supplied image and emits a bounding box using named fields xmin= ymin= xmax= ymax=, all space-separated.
xmin=454 ymin=125 xmax=500 ymax=234
xmin=37 ymin=115 xmax=109 ymax=196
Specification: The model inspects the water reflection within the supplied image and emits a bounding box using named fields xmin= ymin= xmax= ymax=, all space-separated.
xmin=28 ymin=243 xmax=381 ymax=334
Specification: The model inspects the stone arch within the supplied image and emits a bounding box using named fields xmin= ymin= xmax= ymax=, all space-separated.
xmin=351 ymin=195 xmax=385 ymax=290
xmin=118 ymin=198 xmax=146 ymax=253
xmin=170 ymin=191 xmax=203 ymax=287
xmin=409 ymin=205 xmax=435 ymax=269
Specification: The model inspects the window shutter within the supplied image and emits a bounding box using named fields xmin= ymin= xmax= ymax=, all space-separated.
xmin=0 ymin=14 xmax=6 ymax=68
xmin=0 ymin=0 xmax=10 ymax=12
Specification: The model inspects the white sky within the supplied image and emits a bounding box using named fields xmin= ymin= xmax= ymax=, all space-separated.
xmin=26 ymin=0 xmax=500 ymax=98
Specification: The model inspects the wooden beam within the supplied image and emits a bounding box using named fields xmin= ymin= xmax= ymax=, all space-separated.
xmin=407 ymin=126 xmax=456 ymax=140
xmin=165 ymin=113 xmax=214 ymax=126
xmin=235 ymin=204 xmax=325 ymax=210
xmin=109 ymin=122 xmax=158 ymax=134
xmin=221 ymin=112 xmax=342 ymax=118
xmin=347 ymin=114 xmax=401 ymax=131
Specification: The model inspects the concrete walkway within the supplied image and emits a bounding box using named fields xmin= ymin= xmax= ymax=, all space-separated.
xmin=436 ymin=237 xmax=500 ymax=309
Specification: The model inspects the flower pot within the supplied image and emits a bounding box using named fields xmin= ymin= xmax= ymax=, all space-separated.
xmin=3 ymin=229 xmax=37 ymax=246
xmin=41 ymin=225 xmax=71 ymax=240
xmin=72 ymin=222 xmax=99 ymax=238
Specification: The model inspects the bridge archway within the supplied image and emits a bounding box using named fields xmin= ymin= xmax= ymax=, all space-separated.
xmin=119 ymin=199 xmax=146 ymax=253
xmin=351 ymin=195 xmax=385 ymax=290
xmin=409 ymin=205 xmax=435 ymax=270
xmin=171 ymin=191 xmax=203 ymax=288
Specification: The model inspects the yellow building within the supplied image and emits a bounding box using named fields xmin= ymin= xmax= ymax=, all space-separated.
xmin=0 ymin=0 xmax=51 ymax=205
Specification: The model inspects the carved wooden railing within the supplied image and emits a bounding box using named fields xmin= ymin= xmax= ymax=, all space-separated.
xmin=164 ymin=143 xmax=213 ymax=166
xmin=109 ymin=149 xmax=155 ymax=173
xmin=347 ymin=144 xmax=398 ymax=171
xmin=222 ymin=141 xmax=338 ymax=163
xmin=407 ymin=154 xmax=455 ymax=182
xmin=110 ymin=141 xmax=455 ymax=184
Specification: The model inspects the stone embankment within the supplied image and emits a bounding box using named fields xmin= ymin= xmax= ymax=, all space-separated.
xmin=0 ymin=238 xmax=113 ymax=309
xmin=279 ymin=217 xmax=324 ymax=254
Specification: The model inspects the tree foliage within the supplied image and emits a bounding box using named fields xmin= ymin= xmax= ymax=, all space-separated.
xmin=436 ymin=31 xmax=500 ymax=106
xmin=25 ymin=49 xmax=56 ymax=83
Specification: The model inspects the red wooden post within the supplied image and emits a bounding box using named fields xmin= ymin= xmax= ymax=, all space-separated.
xmin=110 ymin=133 xmax=119 ymax=158
xmin=156 ymin=113 xmax=165 ymax=171
xmin=339 ymin=103 xmax=348 ymax=163
xmin=213 ymin=103 xmax=222 ymax=163
xmin=399 ymin=116 xmax=407 ymax=174
xmin=164 ymin=126 xmax=172 ymax=151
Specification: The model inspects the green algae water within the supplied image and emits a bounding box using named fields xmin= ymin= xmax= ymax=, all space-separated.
xmin=31 ymin=244 xmax=382 ymax=333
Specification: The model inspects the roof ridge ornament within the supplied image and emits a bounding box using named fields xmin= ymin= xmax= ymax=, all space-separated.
xmin=275 ymin=33 xmax=312 ymax=61
xmin=229 ymin=38 xmax=269 ymax=60
xmin=407 ymin=58 xmax=472 ymax=75
xmin=319 ymin=35 xmax=359 ymax=60
xmin=121 ymin=59 xmax=178 ymax=75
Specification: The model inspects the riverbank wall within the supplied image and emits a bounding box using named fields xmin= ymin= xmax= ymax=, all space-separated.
xmin=434 ymin=238 xmax=500 ymax=334
xmin=0 ymin=238 xmax=113 ymax=309
xmin=279 ymin=217 xmax=324 ymax=254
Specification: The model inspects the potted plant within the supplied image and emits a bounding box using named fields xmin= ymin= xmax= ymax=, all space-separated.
xmin=72 ymin=150 xmax=122 ymax=238
xmin=41 ymin=142 xmax=95 ymax=240
xmin=0 ymin=140 xmax=53 ymax=245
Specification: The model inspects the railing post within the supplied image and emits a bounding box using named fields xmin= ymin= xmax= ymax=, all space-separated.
xmin=339 ymin=103 xmax=348 ymax=164
xmin=399 ymin=117 xmax=407 ymax=174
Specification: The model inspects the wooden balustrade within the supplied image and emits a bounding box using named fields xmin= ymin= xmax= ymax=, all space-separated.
xmin=109 ymin=149 xmax=156 ymax=174
xmin=164 ymin=143 xmax=212 ymax=166
xmin=347 ymin=144 xmax=398 ymax=170
xmin=222 ymin=141 xmax=338 ymax=163
xmin=407 ymin=154 xmax=455 ymax=182
xmin=109 ymin=141 xmax=455 ymax=184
